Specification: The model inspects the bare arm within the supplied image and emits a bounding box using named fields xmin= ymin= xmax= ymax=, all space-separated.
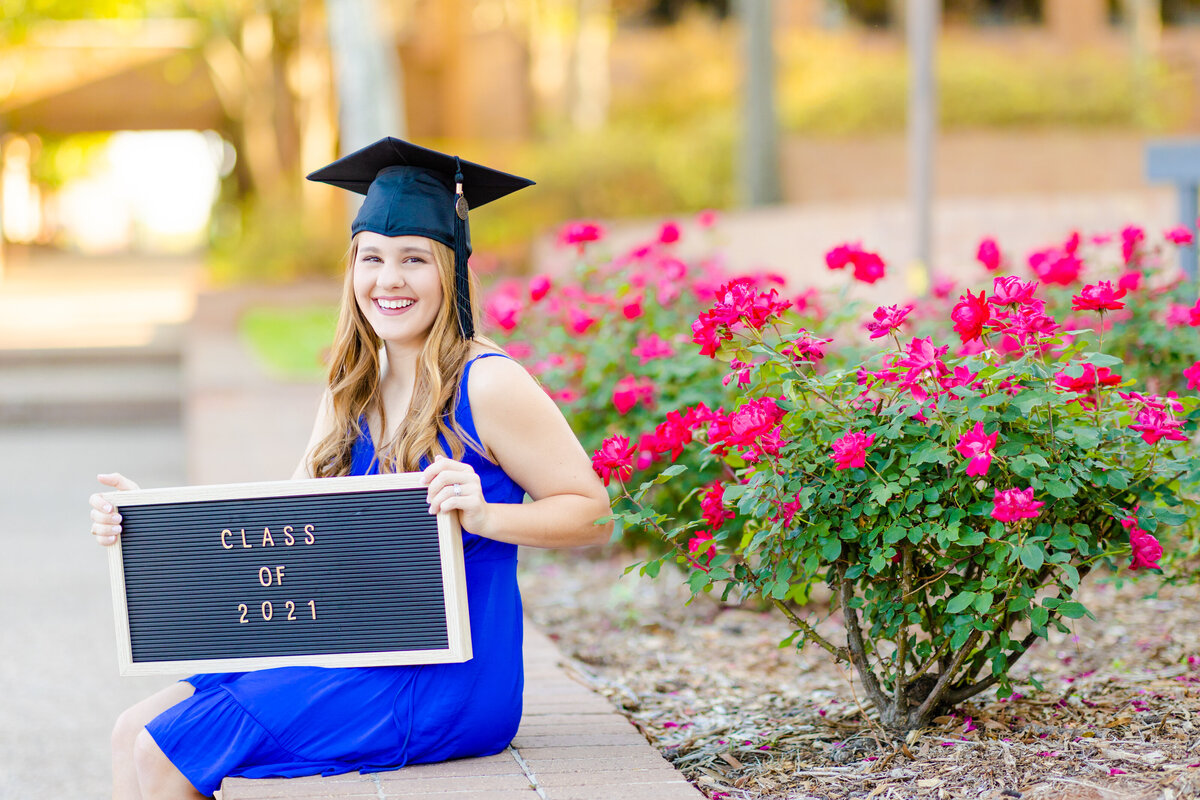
xmin=422 ymin=356 xmax=612 ymax=548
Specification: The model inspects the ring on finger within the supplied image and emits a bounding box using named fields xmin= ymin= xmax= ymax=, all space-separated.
xmin=452 ymin=484 xmax=462 ymax=497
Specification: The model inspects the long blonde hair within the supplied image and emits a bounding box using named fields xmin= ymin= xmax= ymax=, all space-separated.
xmin=309 ymin=235 xmax=493 ymax=476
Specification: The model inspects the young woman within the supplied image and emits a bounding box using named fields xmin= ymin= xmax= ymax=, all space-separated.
xmin=88 ymin=138 xmax=613 ymax=800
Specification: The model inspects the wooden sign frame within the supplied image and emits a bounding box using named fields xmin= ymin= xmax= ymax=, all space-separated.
xmin=104 ymin=473 xmax=471 ymax=676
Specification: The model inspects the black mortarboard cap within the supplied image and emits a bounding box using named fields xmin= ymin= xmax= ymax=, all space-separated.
xmin=306 ymin=137 xmax=534 ymax=339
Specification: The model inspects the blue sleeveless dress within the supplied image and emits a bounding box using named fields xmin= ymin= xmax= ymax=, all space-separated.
xmin=146 ymin=354 xmax=527 ymax=796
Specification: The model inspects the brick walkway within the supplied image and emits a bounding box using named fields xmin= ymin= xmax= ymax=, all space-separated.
xmin=219 ymin=624 xmax=703 ymax=800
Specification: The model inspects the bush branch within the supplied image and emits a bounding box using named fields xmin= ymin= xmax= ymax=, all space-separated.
xmin=944 ymin=631 xmax=1040 ymax=705
xmin=771 ymin=598 xmax=847 ymax=662
xmin=909 ymin=627 xmax=983 ymax=727
xmin=836 ymin=567 xmax=891 ymax=715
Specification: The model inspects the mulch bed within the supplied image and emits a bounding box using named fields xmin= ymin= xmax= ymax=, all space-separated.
xmin=518 ymin=549 xmax=1200 ymax=800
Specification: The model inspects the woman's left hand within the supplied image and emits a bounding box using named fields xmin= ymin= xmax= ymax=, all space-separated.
xmin=421 ymin=455 xmax=490 ymax=534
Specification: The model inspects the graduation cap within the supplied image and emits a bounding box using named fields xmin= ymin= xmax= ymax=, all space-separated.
xmin=306 ymin=137 xmax=534 ymax=339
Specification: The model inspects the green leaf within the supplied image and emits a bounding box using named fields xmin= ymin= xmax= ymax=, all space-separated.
xmin=1157 ymin=509 xmax=1188 ymax=526
xmin=946 ymin=591 xmax=977 ymax=614
xmin=1030 ymin=605 xmax=1049 ymax=632
xmin=1019 ymin=544 xmax=1045 ymax=571
xmin=1057 ymin=601 xmax=1089 ymax=619
xmin=1044 ymin=480 xmax=1075 ymax=499
xmin=820 ymin=537 xmax=842 ymax=560
xmin=973 ymin=591 xmax=995 ymax=614
xmin=1083 ymin=352 xmax=1123 ymax=368
xmin=951 ymin=625 xmax=972 ymax=650
xmin=958 ymin=530 xmax=986 ymax=546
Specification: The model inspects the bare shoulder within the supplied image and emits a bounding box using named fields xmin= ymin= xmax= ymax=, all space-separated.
xmin=465 ymin=351 xmax=539 ymax=402
xmin=465 ymin=351 xmax=567 ymax=454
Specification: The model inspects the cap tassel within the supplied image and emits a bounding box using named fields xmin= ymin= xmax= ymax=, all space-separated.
xmin=452 ymin=159 xmax=474 ymax=339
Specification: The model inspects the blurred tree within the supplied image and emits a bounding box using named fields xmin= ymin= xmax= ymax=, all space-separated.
xmin=324 ymin=0 xmax=405 ymax=150
xmin=736 ymin=0 xmax=780 ymax=206
xmin=1161 ymin=0 xmax=1200 ymax=22
xmin=2 ymin=0 xmax=346 ymax=277
xmin=943 ymin=0 xmax=1041 ymax=23
xmin=611 ymin=0 xmax=729 ymax=24
xmin=844 ymin=0 xmax=892 ymax=25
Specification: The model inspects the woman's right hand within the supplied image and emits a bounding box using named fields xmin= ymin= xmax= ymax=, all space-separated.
xmin=90 ymin=473 xmax=140 ymax=546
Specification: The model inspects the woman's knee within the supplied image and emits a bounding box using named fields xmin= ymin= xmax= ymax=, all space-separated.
xmin=132 ymin=729 xmax=199 ymax=797
xmin=112 ymin=705 xmax=146 ymax=757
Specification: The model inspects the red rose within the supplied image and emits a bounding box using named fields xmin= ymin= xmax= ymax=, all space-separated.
xmin=951 ymin=290 xmax=990 ymax=343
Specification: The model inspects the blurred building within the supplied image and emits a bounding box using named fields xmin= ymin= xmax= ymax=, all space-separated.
xmin=1 ymin=0 xmax=1199 ymax=258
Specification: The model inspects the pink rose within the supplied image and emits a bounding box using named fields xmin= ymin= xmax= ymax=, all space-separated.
xmin=566 ymin=306 xmax=596 ymax=335
xmin=592 ymin=435 xmax=634 ymax=485
xmin=951 ymin=290 xmax=990 ymax=344
xmin=1121 ymin=514 xmax=1163 ymax=571
xmin=865 ymin=304 xmax=913 ymax=340
xmin=485 ymin=290 xmax=522 ymax=332
xmin=632 ymin=333 xmax=675 ymax=365
xmin=1129 ymin=406 xmax=1188 ymax=445
xmin=955 ymin=422 xmax=998 ymax=477
xmin=976 ymin=237 xmax=1003 ymax=272
xmin=528 ymin=274 xmax=552 ymax=302
xmin=1121 ymin=225 xmax=1146 ymax=264
xmin=991 ymin=488 xmax=1044 ymax=523
xmin=557 ymin=221 xmax=605 ymax=251
xmin=831 ymin=431 xmax=876 ymax=470
xmin=699 ymin=482 xmax=731 ymax=529
xmin=1165 ymin=225 xmax=1194 ymax=247
xmin=990 ymin=276 xmax=1039 ymax=307
xmin=657 ymin=220 xmax=681 ymax=245
xmin=621 ymin=296 xmax=644 ymax=320
xmin=1071 ymin=281 xmax=1126 ymax=313
xmin=1185 ymin=361 xmax=1200 ymax=391
xmin=612 ymin=375 xmax=657 ymax=415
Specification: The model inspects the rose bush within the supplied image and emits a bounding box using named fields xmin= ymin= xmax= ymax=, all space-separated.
xmin=485 ymin=217 xmax=862 ymax=549
xmin=914 ymin=226 xmax=1200 ymax=398
xmin=590 ymin=243 xmax=1200 ymax=732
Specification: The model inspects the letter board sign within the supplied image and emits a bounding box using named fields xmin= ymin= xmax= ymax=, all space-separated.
xmin=104 ymin=474 xmax=471 ymax=676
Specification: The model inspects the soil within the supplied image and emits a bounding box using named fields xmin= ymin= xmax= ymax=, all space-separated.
xmin=517 ymin=549 xmax=1200 ymax=800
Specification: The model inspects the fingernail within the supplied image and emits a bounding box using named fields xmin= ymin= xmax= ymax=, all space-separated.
xmin=104 ymin=504 xmax=113 ymax=512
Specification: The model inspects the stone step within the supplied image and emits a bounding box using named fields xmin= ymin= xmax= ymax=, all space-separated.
xmin=0 ymin=330 xmax=183 ymax=426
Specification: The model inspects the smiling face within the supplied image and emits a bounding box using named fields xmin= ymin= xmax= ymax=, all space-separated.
xmin=352 ymin=232 xmax=446 ymax=348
